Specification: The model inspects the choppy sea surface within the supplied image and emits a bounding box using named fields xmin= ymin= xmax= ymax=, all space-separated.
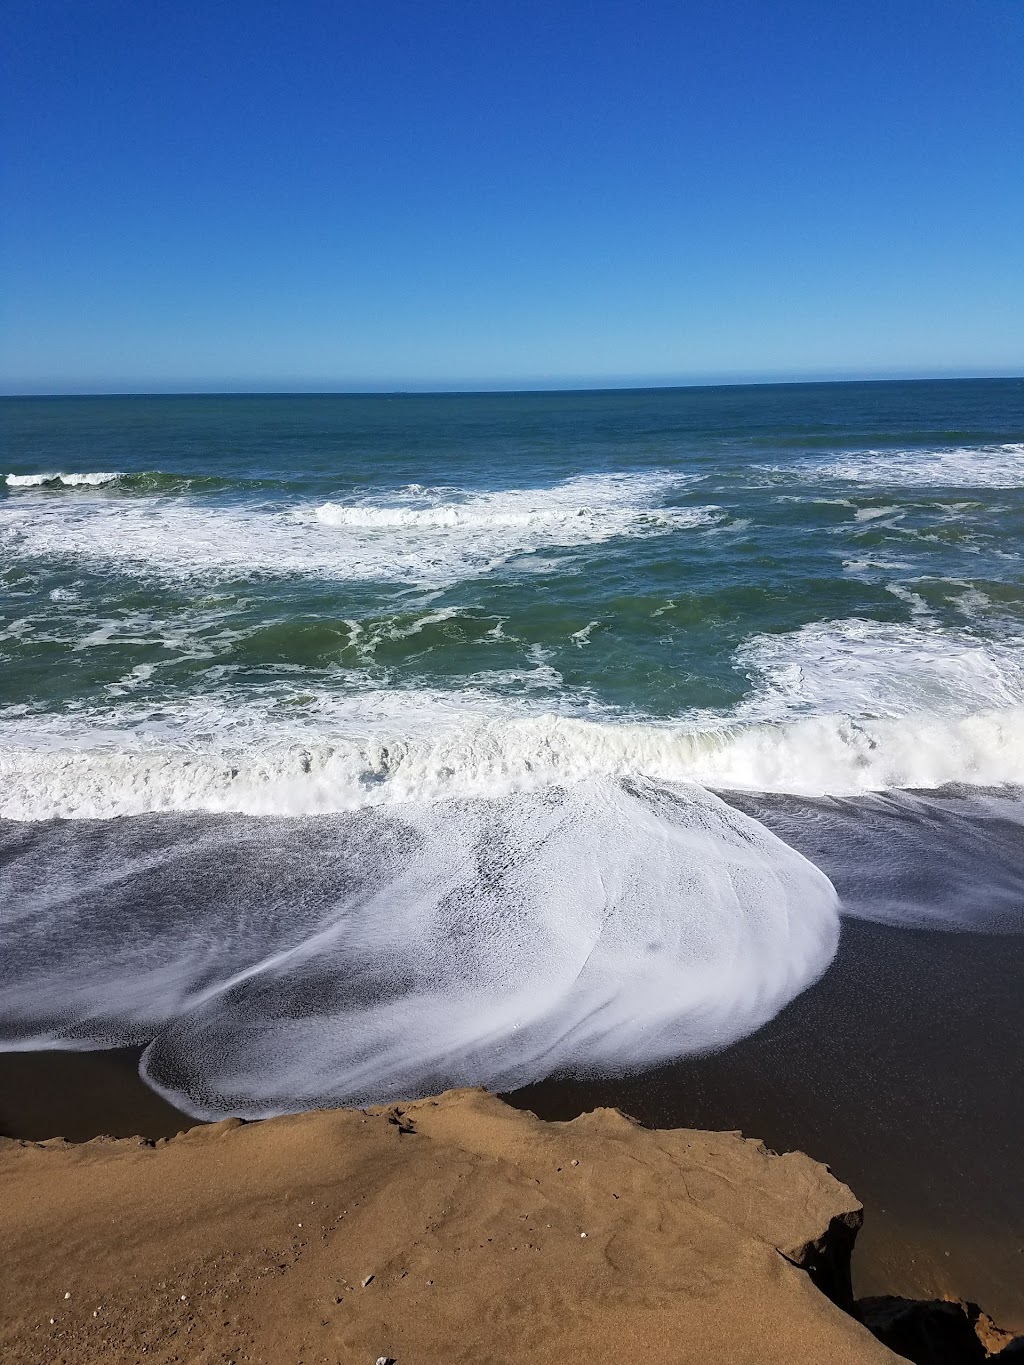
xmin=2 ymin=380 xmax=1022 ymax=1118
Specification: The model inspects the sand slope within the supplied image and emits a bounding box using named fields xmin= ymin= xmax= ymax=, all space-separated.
xmin=0 ymin=1089 xmax=899 ymax=1364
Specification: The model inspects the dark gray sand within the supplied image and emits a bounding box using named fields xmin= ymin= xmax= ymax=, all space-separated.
xmin=0 ymin=1044 xmax=191 ymax=1144
xmin=1 ymin=918 xmax=1021 ymax=1330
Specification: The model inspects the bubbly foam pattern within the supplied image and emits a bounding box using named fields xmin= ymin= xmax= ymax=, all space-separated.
xmin=2 ymin=619 xmax=1023 ymax=819
xmin=0 ymin=780 xmax=840 ymax=1114
xmin=4 ymin=705 xmax=1023 ymax=817
xmin=811 ymin=443 xmax=1024 ymax=488
xmin=0 ymin=471 xmax=716 ymax=585
xmin=733 ymin=618 xmax=1024 ymax=719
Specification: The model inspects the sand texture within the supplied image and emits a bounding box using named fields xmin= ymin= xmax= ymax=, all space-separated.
xmin=0 ymin=1088 xmax=902 ymax=1364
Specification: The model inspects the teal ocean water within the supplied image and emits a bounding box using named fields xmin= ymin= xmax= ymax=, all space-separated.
xmin=2 ymin=379 xmax=1023 ymax=1117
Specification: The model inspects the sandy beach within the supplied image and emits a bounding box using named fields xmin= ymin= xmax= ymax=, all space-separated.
xmin=2 ymin=915 xmax=1022 ymax=1362
xmin=0 ymin=1087 xmax=943 ymax=1365
xmin=4 ymin=916 xmax=1021 ymax=1332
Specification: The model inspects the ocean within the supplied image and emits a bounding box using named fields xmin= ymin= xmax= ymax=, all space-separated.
xmin=2 ymin=378 xmax=1023 ymax=1121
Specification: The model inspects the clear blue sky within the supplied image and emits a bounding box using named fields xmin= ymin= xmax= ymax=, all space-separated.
xmin=2 ymin=0 xmax=1022 ymax=392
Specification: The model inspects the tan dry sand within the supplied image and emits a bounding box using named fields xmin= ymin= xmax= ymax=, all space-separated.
xmin=0 ymin=1088 xmax=903 ymax=1365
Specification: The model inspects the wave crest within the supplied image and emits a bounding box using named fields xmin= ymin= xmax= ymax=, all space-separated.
xmin=5 ymin=471 xmax=123 ymax=488
xmin=3 ymin=618 xmax=1023 ymax=818
xmin=2 ymin=702 xmax=1024 ymax=819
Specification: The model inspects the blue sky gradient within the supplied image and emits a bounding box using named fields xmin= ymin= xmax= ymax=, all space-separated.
xmin=3 ymin=0 xmax=1023 ymax=391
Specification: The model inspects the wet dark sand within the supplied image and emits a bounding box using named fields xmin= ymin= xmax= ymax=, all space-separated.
xmin=0 ymin=1044 xmax=192 ymax=1143
xmin=1 ymin=917 xmax=1022 ymax=1330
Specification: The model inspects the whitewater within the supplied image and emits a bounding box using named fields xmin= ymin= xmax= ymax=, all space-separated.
xmin=2 ymin=381 xmax=1023 ymax=1117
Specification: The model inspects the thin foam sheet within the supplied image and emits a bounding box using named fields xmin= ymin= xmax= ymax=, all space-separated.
xmin=0 ymin=778 xmax=840 ymax=1117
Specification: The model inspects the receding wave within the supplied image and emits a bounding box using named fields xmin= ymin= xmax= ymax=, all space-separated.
xmin=725 ymin=786 xmax=1024 ymax=934
xmin=0 ymin=778 xmax=840 ymax=1114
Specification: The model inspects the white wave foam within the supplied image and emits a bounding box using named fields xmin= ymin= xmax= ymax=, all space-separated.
xmin=0 ymin=471 xmax=717 ymax=585
xmin=3 ymin=618 xmax=1024 ymax=818
xmin=885 ymin=582 xmax=934 ymax=618
xmin=733 ymin=618 xmax=1024 ymax=719
xmin=3 ymin=704 xmax=1023 ymax=818
xmin=0 ymin=779 xmax=839 ymax=1111
xmin=812 ymin=443 xmax=1024 ymax=488
xmin=301 ymin=472 xmax=717 ymax=575
xmin=152 ymin=780 xmax=839 ymax=1113
xmin=5 ymin=471 xmax=123 ymax=488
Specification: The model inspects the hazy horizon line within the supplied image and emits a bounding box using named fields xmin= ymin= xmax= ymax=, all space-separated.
xmin=3 ymin=368 xmax=1022 ymax=400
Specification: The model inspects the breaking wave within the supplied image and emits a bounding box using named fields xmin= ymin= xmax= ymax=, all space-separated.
xmin=3 ymin=469 xmax=296 ymax=495
xmin=2 ymin=704 xmax=1023 ymax=820
xmin=2 ymin=619 xmax=1023 ymax=819
xmin=0 ymin=470 xmax=719 ymax=585
xmin=809 ymin=442 xmax=1024 ymax=489
xmin=5 ymin=471 xmax=123 ymax=488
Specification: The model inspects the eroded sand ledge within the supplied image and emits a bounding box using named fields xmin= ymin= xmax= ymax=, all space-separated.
xmin=0 ymin=1088 xmax=946 ymax=1363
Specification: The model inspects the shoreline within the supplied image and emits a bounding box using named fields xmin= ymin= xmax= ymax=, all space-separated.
xmin=2 ymin=919 xmax=1022 ymax=1339
xmin=514 ymin=917 xmax=1024 ymax=1331
xmin=4 ymin=1086 xmax=1020 ymax=1364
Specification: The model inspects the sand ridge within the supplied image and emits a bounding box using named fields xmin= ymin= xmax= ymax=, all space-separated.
xmin=0 ymin=1088 xmax=901 ymax=1364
